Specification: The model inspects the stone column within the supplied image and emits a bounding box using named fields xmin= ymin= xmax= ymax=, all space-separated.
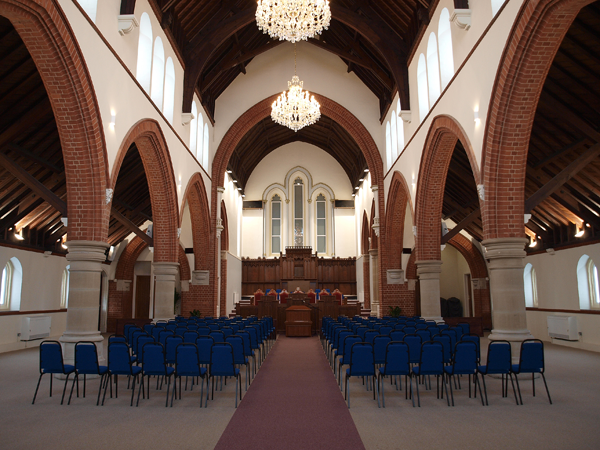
xmin=369 ymin=248 xmax=379 ymax=316
xmin=152 ymin=261 xmax=179 ymax=320
xmin=416 ymin=260 xmax=443 ymax=321
xmin=60 ymin=240 xmax=109 ymax=366
xmin=483 ymin=238 xmax=533 ymax=358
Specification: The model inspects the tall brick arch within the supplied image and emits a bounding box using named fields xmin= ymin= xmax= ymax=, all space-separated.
xmin=0 ymin=0 xmax=108 ymax=241
xmin=447 ymin=234 xmax=491 ymax=328
xmin=111 ymin=119 xmax=179 ymax=263
xmin=482 ymin=0 xmax=595 ymax=239
xmin=212 ymin=93 xmax=386 ymax=308
xmin=219 ymin=200 xmax=229 ymax=316
xmin=361 ymin=212 xmax=370 ymax=308
xmin=415 ymin=115 xmax=480 ymax=261
xmin=179 ymin=172 xmax=213 ymax=316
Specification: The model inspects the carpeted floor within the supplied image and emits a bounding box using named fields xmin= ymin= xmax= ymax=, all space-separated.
xmin=214 ymin=335 xmax=366 ymax=450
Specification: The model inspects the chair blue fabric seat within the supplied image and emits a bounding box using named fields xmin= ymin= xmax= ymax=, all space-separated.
xmin=478 ymin=340 xmax=519 ymax=406
xmin=209 ymin=343 xmax=242 ymax=408
xmin=511 ymin=339 xmax=552 ymax=405
xmin=32 ymin=340 xmax=75 ymax=405
xmin=377 ymin=342 xmax=413 ymax=407
xmin=171 ymin=343 xmax=208 ymax=407
xmin=102 ymin=342 xmax=143 ymax=406
xmin=136 ymin=342 xmax=174 ymax=407
xmin=344 ymin=343 xmax=378 ymax=408
xmin=443 ymin=341 xmax=483 ymax=406
xmin=68 ymin=341 xmax=109 ymax=406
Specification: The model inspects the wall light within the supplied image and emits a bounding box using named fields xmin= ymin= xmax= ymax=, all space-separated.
xmin=474 ymin=108 xmax=480 ymax=125
xmin=110 ymin=110 xmax=116 ymax=129
xmin=355 ymin=186 xmax=359 ymax=190
xmin=364 ymin=168 xmax=369 ymax=173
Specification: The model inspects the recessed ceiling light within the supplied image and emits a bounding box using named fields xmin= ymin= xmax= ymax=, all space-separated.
xmin=227 ymin=170 xmax=232 ymax=173
xmin=364 ymin=168 xmax=369 ymax=172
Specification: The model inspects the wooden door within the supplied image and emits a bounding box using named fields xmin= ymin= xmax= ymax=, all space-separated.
xmin=135 ymin=275 xmax=151 ymax=319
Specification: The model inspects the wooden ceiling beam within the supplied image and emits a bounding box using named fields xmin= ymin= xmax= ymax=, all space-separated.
xmin=111 ymin=207 xmax=153 ymax=246
xmin=525 ymin=142 xmax=600 ymax=212
xmin=0 ymin=151 xmax=67 ymax=216
xmin=540 ymin=94 xmax=600 ymax=143
xmin=442 ymin=208 xmax=480 ymax=244
xmin=0 ymin=98 xmax=52 ymax=149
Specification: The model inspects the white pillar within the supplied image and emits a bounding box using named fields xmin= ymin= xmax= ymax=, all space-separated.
xmin=152 ymin=262 xmax=179 ymax=320
xmin=262 ymin=200 xmax=267 ymax=256
xmin=483 ymin=238 xmax=533 ymax=358
xmin=369 ymin=247 xmax=379 ymax=316
xmin=60 ymin=240 xmax=109 ymax=365
xmin=216 ymin=186 xmax=225 ymax=315
xmin=416 ymin=260 xmax=443 ymax=321
xmin=306 ymin=197 xmax=312 ymax=247
xmin=331 ymin=199 xmax=336 ymax=256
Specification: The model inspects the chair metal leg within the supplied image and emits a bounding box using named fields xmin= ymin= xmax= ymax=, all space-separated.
xmin=443 ymin=374 xmax=450 ymax=406
xmin=96 ymin=374 xmax=105 ymax=406
xmin=448 ymin=374 xmax=454 ymax=406
xmin=532 ymin=372 xmax=536 ymax=397
xmin=414 ymin=374 xmax=420 ymax=407
xmin=380 ymin=374 xmax=385 ymax=408
xmin=32 ymin=373 xmax=44 ymax=404
xmin=480 ymin=374 xmax=489 ymax=405
xmin=136 ymin=375 xmax=143 ymax=407
xmin=101 ymin=374 xmax=110 ymax=406
xmin=68 ymin=374 xmax=78 ymax=405
xmin=541 ymin=373 xmax=552 ymax=404
xmin=170 ymin=377 xmax=176 ymax=407
xmin=130 ymin=375 xmax=137 ymax=406
xmin=165 ymin=377 xmax=170 ymax=407
xmin=61 ymin=374 xmax=71 ymax=405
xmin=514 ymin=373 xmax=523 ymax=405
xmin=508 ymin=373 xmax=519 ymax=405
xmin=408 ymin=375 xmax=415 ymax=407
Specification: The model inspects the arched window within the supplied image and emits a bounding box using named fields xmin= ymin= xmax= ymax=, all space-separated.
xmin=271 ymin=194 xmax=282 ymax=255
xmin=396 ymin=99 xmax=405 ymax=152
xmin=60 ymin=266 xmax=70 ymax=309
xmin=203 ymin=123 xmax=210 ymax=169
xmin=438 ymin=8 xmax=455 ymax=90
xmin=385 ymin=121 xmax=392 ymax=171
xmin=426 ymin=33 xmax=441 ymax=107
xmin=150 ymin=37 xmax=165 ymax=109
xmin=0 ymin=260 xmax=13 ymax=310
xmin=78 ymin=0 xmax=98 ymax=22
xmin=163 ymin=57 xmax=175 ymax=124
xmin=390 ymin=111 xmax=398 ymax=161
xmin=316 ymin=194 xmax=327 ymax=254
xmin=491 ymin=0 xmax=507 ymax=17
xmin=417 ymin=53 xmax=429 ymax=122
xmin=197 ymin=112 xmax=204 ymax=163
xmin=523 ymin=263 xmax=538 ymax=308
xmin=0 ymin=257 xmax=22 ymax=311
xmin=577 ymin=255 xmax=600 ymax=309
xmin=190 ymin=101 xmax=198 ymax=155
xmin=293 ymin=178 xmax=304 ymax=246
xmin=136 ymin=13 xmax=153 ymax=93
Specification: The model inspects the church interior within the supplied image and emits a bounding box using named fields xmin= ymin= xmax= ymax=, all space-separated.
xmin=1 ymin=0 xmax=600 ymax=448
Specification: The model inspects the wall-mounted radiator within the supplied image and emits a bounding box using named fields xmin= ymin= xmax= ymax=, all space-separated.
xmin=547 ymin=316 xmax=578 ymax=341
xmin=21 ymin=316 xmax=51 ymax=341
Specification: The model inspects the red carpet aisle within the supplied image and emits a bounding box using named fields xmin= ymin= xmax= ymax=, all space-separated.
xmin=214 ymin=335 xmax=366 ymax=450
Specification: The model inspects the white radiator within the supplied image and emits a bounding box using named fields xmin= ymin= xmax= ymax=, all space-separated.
xmin=547 ymin=316 xmax=578 ymax=341
xmin=21 ymin=316 xmax=51 ymax=341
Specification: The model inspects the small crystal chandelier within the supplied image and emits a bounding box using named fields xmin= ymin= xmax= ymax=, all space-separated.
xmin=256 ymin=0 xmax=331 ymax=43
xmin=271 ymin=44 xmax=321 ymax=132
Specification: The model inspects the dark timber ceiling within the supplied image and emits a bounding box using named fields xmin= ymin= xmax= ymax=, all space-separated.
xmin=135 ymin=0 xmax=444 ymax=122
xmin=524 ymin=1 xmax=600 ymax=252
xmin=228 ymin=115 xmax=366 ymax=192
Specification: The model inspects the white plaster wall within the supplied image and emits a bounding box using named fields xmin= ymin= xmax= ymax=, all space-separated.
xmin=356 ymin=254 xmax=365 ymax=305
xmin=335 ymin=209 xmax=356 ymax=258
xmin=525 ymin=243 xmax=600 ymax=352
xmin=222 ymin=175 xmax=244 ymax=257
xmin=226 ymin=252 xmax=242 ymax=316
xmin=213 ymin=41 xmax=383 ymax=159
xmin=353 ymin=171 xmax=375 ymax=254
xmin=242 ymin=209 xmax=264 ymax=258
xmin=58 ymin=0 xmax=212 ymax=216
xmin=0 ymin=247 xmax=68 ymax=352
xmin=440 ymin=244 xmax=471 ymax=314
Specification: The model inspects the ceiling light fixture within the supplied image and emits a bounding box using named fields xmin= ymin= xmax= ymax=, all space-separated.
xmin=271 ymin=44 xmax=321 ymax=132
xmin=256 ymin=0 xmax=331 ymax=43
xmin=529 ymin=238 xmax=537 ymax=248
xmin=575 ymin=226 xmax=585 ymax=238
xmin=364 ymin=168 xmax=369 ymax=173
xmin=14 ymin=229 xmax=24 ymax=241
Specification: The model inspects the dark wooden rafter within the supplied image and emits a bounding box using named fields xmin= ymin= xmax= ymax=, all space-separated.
xmin=441 ymin=207 xmax=480 ymax=244
xmin=111 ymin=207 xmax=153 ymax=246
xmin=120 ymin=0 xmax=136 ymax=15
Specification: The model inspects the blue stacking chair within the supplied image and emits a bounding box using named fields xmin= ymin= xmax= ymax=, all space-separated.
xmin=416 ymin=329 xmax=432 ymax=343
xmin=68 ymin=341 xmax=108 ymax=405
xmin=209 ymin=330 xmax=225 ymax=343
xmin=136 ymin=335 xmax=155 ymax=365
xmin=444 ymin=341 xmax=484 ymax=406
xmin=344 ymin=343 xmax=378 ymax=408
xmin=165 ymin=335 xmax=184 ymax=366
xmin=151 ymin=326 xmax=163 ymax=341
xmin=512 ymin=339 xmax=552 ymax=405
xmin=373 ymin=335 xmax=392 ymax=369
xmin=143 ymin=323 xmax=155 ymax=335
xmin=221 ymin=326 xmax=234 ymax=339
xmin=123 ymin=324 xmax=137 ymax=342
xmin=364 ymin=330 xmax=379 ymax=346
xmin=166 ymin=323 xmax=177 ymax=332
xmin=403 ymin=326 xmax=416 ymax=335
xmin=451 ymin=326 xmax=464 ymax=341
xmin=461 ymin=334 xmax=481 ymax=363
xmin=437 ymin=323 xmax=449 ymax=332
xmin=183 ymin=331 xmax=199 ymax=344
xmin=32 ymin=341 xmax=75 ymax=405
xmin=333 ymin=330 xmax=353 ymax=373
xmin=245 ymin=327 xmax=262 ymax=369
xmin=390 ymin=330 xmax=406 ymax=342
xmin=209 ymin=343 xmax=242 ymax=408
xmin=478 ymin=340 xmax=519 ymax=406
xmin=235 ymin=331 xmax=255 ymax=378
xmin=415 ymin=323 xmax=427 ymax=330
xmin=108 ymin=334 xmax=127 ymax=344
xmin=379 ymin=326 xmax=393 ymax=336
xmin=175 ymin=326 xmax=188 ymax=337
xmin=226 ymin=335 xmax=250 ymax=391
xmin=187 ymin=324 xmax=199 ymax=331
xmin=171 ymin=343 xmax=207 ymax=407
xmin=433 ymin=334 xmax=452 ymax=366
xmin=457 ymin=322 xmax=470 ymax=336
xmin=412 ymin=341 xmax=448 ymax=407
xmin=102 ymin=342 xmax=142 ymax=406
xmin=196 ymin=335 xmax=215 ymax=368
xmin=403 ymin=334 xmax=422 ymax=366
xmin=136 ymin=342 xmax=174 ymax=407
xmin=208 ymin=323 xmax=220 ymax=331
xmin=197 ymin=326 xmax=211 ymax=336
xmin=441 ymin=329 xmax=457 ymax=356
xmin=377 ymin=342 xmax=413 ymax=407
xmin=337 ymin=335 xmax=362 ymax=388
xmin=130 ymin=330 xmax=145 ymax=355
xmin=158 ymin=329 xmax=174 ymax=347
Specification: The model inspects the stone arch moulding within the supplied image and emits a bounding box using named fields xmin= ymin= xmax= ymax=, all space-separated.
xmin=261 ymin=166 xmax=336 ymax=202
xmin=111 ymin=119 xmax=179 ymax=263
xmin=385 ymin=171 xmax=413 ymax=270
xmin=481 ymin=0 xmax=595 ymax=239
xmin=0 ymin=0 xmax=109 ymax=241
xmin=180 ymin=172 xmax=211 ymax=270
xmin=212 ymin=93 xmax=387 ymax=308
xmin=415 ymin=114 xmax=480 ymax=262
xmin=361 ymin=211 xmax=370 ymax=256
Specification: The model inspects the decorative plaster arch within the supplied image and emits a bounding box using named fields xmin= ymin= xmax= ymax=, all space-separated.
xmin=481 ymin=0 xmax=595 ymax=239
xmin=111 ymin=119 xmax=179 ymax=263
xmin=0 ymin=0 xmax=109 ymax=241
xmin=415 ymin=115 xmax=480 ymax=262
xmin=261 ymin=166 xmax=336 ymax=202
xmin=180 ymin=173 xmax=211 ymax=270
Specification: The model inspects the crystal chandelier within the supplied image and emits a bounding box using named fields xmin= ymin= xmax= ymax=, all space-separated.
xmin=256 ymin=0 xmax=331 ymax=43
xmin=271 ymin=44 xmax=321 ymax=132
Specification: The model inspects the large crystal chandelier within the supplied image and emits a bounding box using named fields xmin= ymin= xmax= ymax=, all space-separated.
xmin=271 ymin=44 xmax=321 ymax=132
xmin=256 ymin=0 xmax=331 ymax=43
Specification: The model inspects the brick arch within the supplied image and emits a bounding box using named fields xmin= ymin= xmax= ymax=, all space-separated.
xmin=481 ymin=0 xmax=594 ymax=239
xmin=220 ymin=200 xmax=229 ymax=252
xmin=0 ymin=0 xmax=108 ymax=241
xmin=212 ymin=93 xmax=387 ymax=307
xmin=107 ymin=236 xmax=148 ymax=331
xmin=361 ymin=211 xmax=370 ymax=309
xmin=178 ymin=244 xmax=191 ymax=281
xmin=369 ymin=200 xmax=378 ymax=250
xmin=179 ymin=172 xmax=213 ymax=316
xmin=219 ymin=200 xmax=229 ymax=317
xmin=447 ymin=234 xmax=491 ymax=328
xmin=361 ymin=212 xmax=370 ymax=255
xmin=111 ymin=119 xmax=179 ymax=263
xmin=385 ymin=171 xmax=413 ymax=269
xmin=415 ymin=115 xmax=480 ymax=261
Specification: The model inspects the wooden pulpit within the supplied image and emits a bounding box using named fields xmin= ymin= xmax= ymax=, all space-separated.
xmin=285 ymin=305 xmax=312 ymax=337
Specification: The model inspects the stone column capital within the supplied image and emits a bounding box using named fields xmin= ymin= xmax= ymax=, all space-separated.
xmin=153 ymin=261 xmax=179 ymax=278
xmin=66 ymin=240 xmax=110 ymax=269
xmin=416 ymin=260 xmax=443 ymax=277
xmin=482 ymin=237 xmax=528 ymax=260
xmin=217 ymin=186 xmax=226 ymax=194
